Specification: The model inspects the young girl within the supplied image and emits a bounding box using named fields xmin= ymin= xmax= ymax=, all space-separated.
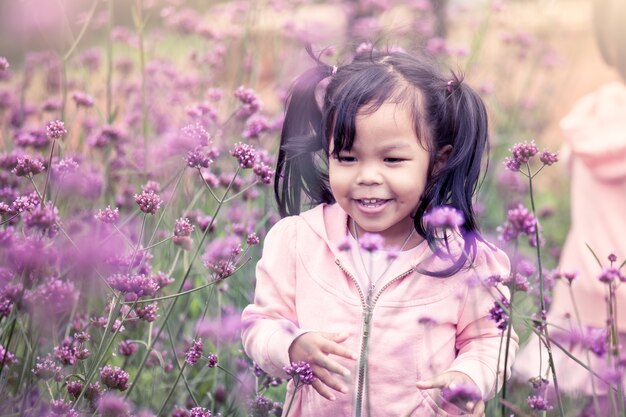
xmin=241 ymin=49 xmax=517 ymax=417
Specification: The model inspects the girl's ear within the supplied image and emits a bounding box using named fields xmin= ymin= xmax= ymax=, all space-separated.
xmin=433 ymin=144 xmax=453 ymax=175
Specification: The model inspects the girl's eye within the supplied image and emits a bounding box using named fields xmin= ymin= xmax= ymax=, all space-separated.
xmin=384 ymin=157 xmax=405 ymax=163
xmin=336 ymin=155 xmax=356 ymax=163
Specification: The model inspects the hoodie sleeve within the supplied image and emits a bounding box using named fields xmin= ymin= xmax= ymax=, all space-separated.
xmin=240 ymin=216 xmax=309 ymax=378
xmin=445 ymin=242 xmax=519 ymax=400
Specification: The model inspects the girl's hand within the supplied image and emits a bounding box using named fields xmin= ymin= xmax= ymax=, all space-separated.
xmin=415 ymin=371 xmax=485 ymax=416
xmin=288 ymin=332 xmax=358 ymax=401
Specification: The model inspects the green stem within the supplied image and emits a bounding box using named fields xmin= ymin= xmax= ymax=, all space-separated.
xmin=526 ymin=163 xmax=565 ymax=417
xmin=282 ymin=383 xmax=300 ymax=417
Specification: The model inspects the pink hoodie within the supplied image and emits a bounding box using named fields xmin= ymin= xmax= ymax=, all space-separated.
xmin=241 ymin=203 xmax=517 ymax=417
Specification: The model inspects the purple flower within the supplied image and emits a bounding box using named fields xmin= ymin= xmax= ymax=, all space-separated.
xmin=242 ymin=115 xmax=270 ymax=139
xmin=118 ymin=340 xmax=138 ymax=357
xmin=53 ymin=338 xmax=76 ymax=365
xmin=189 ymin=407 xmax=213 ymax=417
xmin=246 ymin=233 xmax=260 ymax=245
xmin=107 ymin=274 xmax=159 ymax=299
xmin=206 ymin=352 xmax=218 ymax=368
xmin=230 ymin=142 xmax=257 ymax=169
xmin=0 ymin=56 xmax=9 ymax=71
xmin=23 ymin=202 xmax=60 ymax=236
xmin=598 ymin=267 xmax=625 ymax=284
xmin=539 ymin=150 xmax=558 ymax=166
xmin=0 ymin=344 xmax=16 ymax=365
xmin=13 ymin=128 xmax=50 ymax=149
xmin=562 ymin=270 xmax=577 ymax=284
xmin=95 ymin=206 xmax=120 ymax=224
xmin=441 ymin=383 xmax=482 ymax=409
xmin=12 ymin=192 xmax=41 ymax=212
xmin=248 ymin=395 xmax=280 ymax=417
xmin=337 ymin=235 xmax=352 ymax=252
xmin=67 ymin=380 xmax=84 ymax=398
xmin=504 ymin=141 xmax=538 ymax=171
xmin=358 ymin=232 xmax=384 ymax=252
xmin=186 ymin=146 xmax=213 ymax=168
xmin=48 ymin=398 xmax=77 ymax=417
xmin=134 ymin=190 xmax=162 ymax=214
xmin=283 ymin=361 xmax=315 ymax=385
xmin=185 ymin=339 xmax=203 ymax=366
xmin=32 ymin=356 xmax=62 ymax=381
xmin=71 ymin=91 xmax=94 ymax=108
xmin=99 ymin=365 xmax=129 ymax=391
xmin=423 ymin=206 xmax=465 ymax=229
xmin=97 ymin=393 xmax=131 ymax=417
xmin=55 ymin=157 xmax=80 ymax=174
xmin=135 ymin=303 xmax=159 ymax=322
xmin=46 ymin=120 xmax=67 ymax=140
xmin=497 ymin=203 xmax=542 ymax=247
xmin=25 ymin=278 xmax=78 ymax=317
xmin=174 ymin=217 xmax=194 ymax=237
xmin=527 ymin=377 xmax=552 ymax=411
xmin=142 ymin=181 xmax=160 ymax=194
xmin=488 ymin=297 xmax=510 ymax=332
xmin=253 ymin=161 xmax=274 ymax=184
xmin=12 ymin=155 xmax=46 ymax=177
xmin=234 ymin=86 xmax=262 ymax=119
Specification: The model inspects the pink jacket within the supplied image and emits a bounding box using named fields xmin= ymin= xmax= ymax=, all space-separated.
xmin=241 ymin=203 xmax=517 ymax=417
xmin=550 ymin=81 xmax=626 ymax=330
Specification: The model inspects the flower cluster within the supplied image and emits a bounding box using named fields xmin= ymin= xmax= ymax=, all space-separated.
xmin=107 ymin=274 xmax=159 ymax=299
xmin=441 ymin=383 xmax=482 ymax=410
xmin=598 ymin=266 xmax=626 ymax=284
xmin=358 ymin=232 xmax=384 ymax=252
xmin=497 ymin=203 xmax=543 ymax=247
xmin=488 ymin=297 xmax=510 ymax=332
xmin=248 ymin=395 xmax=281 ymax=417
xmin=206 ymin=352 xmax=218 ymax=368
xmin=12 ymin=155 xmax=46 ymax=177
xmin=527 ymin=377 xmax=552 ymax=411
xmin=185 ymin=339 xmax=203 ymax=366
xmin=0 ymin=344 xmax=16 ymax=366
xmin=234 ymin=86 xmax=262 ymax=119
xmin=423 ymin=206 xmax=465 ymax=229
xmin=186 ymin=146 xmax=214 ymax=169
xmin=95 ymin=206 xmax=120 ymax=224
xmin=32 ymin=356 xmax=63 ymax=381
xmin=174 ymin=217 xmax=194 ymax=237
xmin=134 ymin=190 xmax=163 ymax=214
xmin=99 ymin=365 xmax=129 ymax=391
xmin=46 ymin=120 xmax=67 ymax=140
xmin=283 ymin=361 xmax=315 ymax=385
xmin=503 ymin=141 xmax=538 ymax=171
xmin=230 ymin=142 xmax=257 ymax=169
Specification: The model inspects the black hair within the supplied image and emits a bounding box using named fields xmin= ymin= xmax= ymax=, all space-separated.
xmin=274 ymin=47 xmax=490 ymax=276
xmin=593 ymin=0 xmax=626 ymax=81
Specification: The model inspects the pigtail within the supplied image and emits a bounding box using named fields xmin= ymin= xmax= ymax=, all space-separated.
xmin=414 ymin=73 xmax=489 ymax=277
xmin=274 ymin=53 xmax=336 ymax=217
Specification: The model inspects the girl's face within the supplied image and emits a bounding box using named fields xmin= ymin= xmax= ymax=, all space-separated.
xmin=329 ymin=102 xmax=430 ymax=248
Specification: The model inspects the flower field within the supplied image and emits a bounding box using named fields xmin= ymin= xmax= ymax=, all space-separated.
xmin=0 ymin=0 xmax=623 ymax=416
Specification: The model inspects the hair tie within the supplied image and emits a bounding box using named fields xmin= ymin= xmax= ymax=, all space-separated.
xmin=331 ymin=65 xmax=338 ymax=75
xmin=446 ymin=79 xmax=454 ymax=93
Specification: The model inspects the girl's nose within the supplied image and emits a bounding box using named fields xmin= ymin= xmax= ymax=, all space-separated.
xmin=356 ymin=163 xmax=383 ymax=185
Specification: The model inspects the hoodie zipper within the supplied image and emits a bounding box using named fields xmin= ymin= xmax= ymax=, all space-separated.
xmin=335 ymin=258 xmax=415 ymax=417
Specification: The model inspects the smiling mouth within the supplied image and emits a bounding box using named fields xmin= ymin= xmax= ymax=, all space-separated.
xmin=356 ymin=198 xmax=390 ymax=208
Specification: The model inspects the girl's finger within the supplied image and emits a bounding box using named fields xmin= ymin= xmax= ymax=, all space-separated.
xmin=311 ymin=378 xmax=338 ymax=401
xmin=314 ymin=354 xmax=351 ymax=377
xmin=313 ymin=367 xmax=349 ymax=395
xmin=322 ymin=340 xmax=358 ymax=360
